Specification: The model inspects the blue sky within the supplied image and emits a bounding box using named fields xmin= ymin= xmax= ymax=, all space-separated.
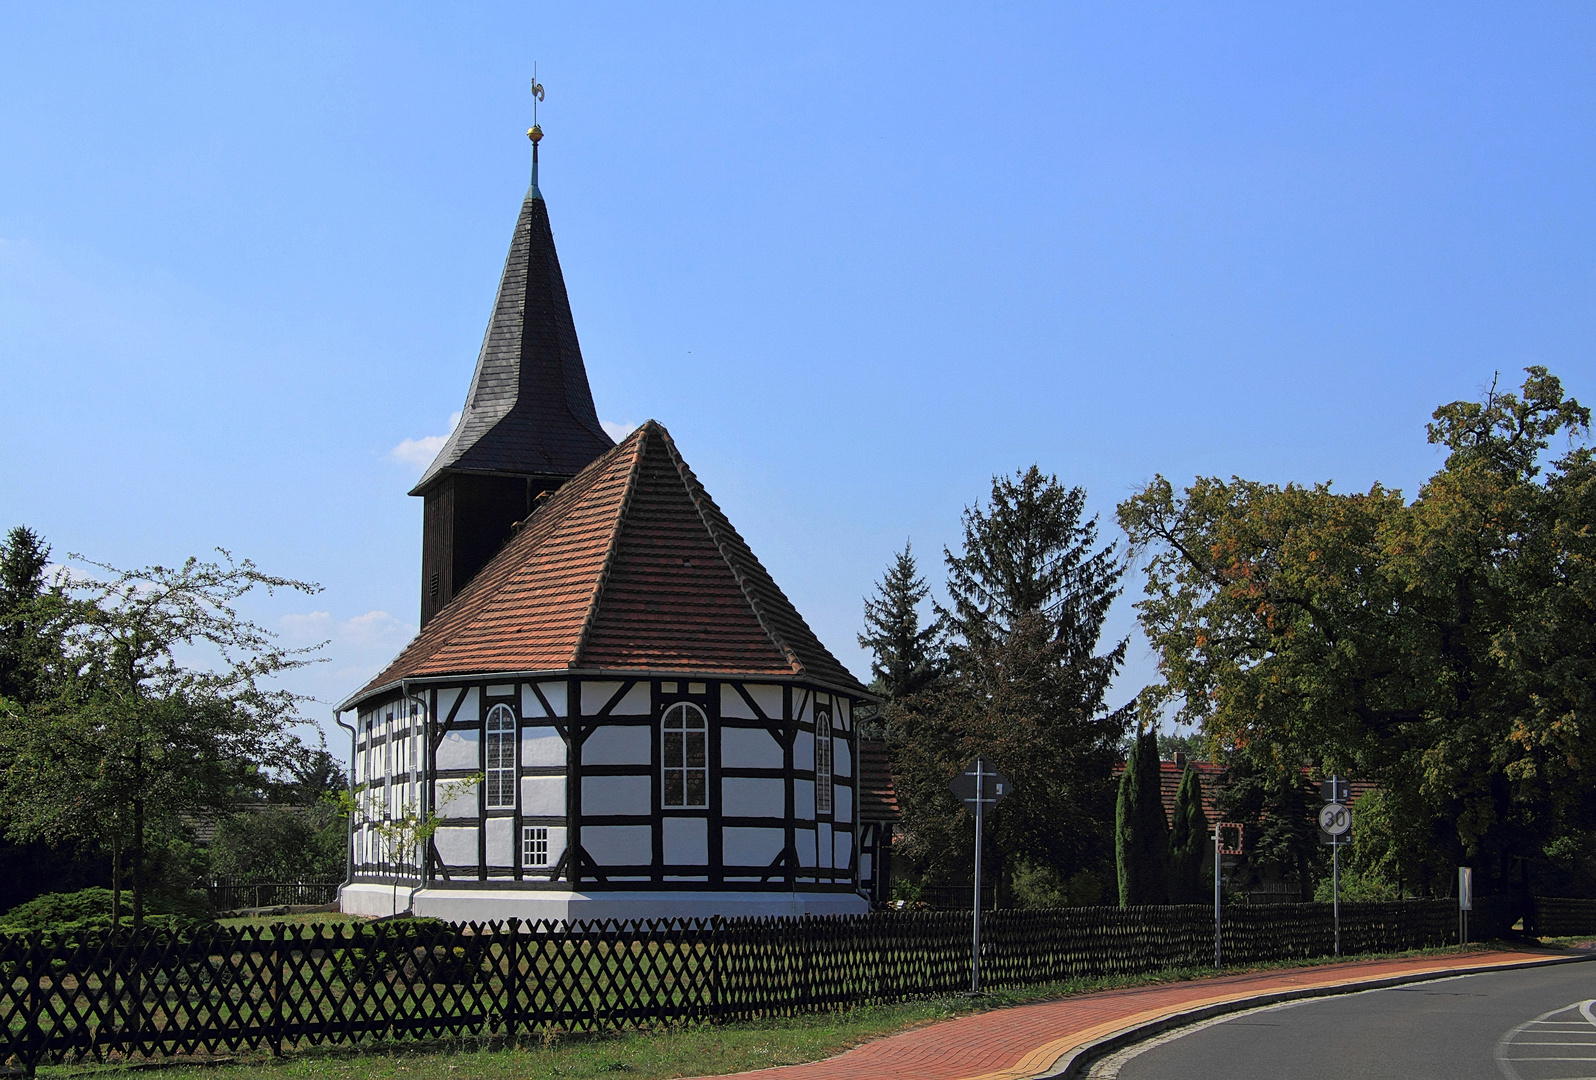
xmin=3 ymin=4 xmax=1594 ymax=759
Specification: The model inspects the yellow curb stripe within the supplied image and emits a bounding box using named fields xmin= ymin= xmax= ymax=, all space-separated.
xmin=951 ymin=955 xmax=1552 ymax=1080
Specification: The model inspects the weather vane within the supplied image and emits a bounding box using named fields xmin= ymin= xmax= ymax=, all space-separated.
xmin=528 ymin=64 xmax=545 ymax=145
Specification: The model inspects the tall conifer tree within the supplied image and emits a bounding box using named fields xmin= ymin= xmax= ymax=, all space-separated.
xmin=1116 ymin=729 xmax=1168 ymax=905
xmin=885 ymin=468 xmax=1131 ymax=900
xmin=858 ymin=541 xmax=940 ymax=700
xmin=1167 ymin=763 xmax=1209 ymax=903
xmin=0 ymin=525 xmax=55 ymax=704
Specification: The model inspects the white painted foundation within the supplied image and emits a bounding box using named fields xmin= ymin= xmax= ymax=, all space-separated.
xmin=341 ymin=881 xmax=425 ymax=918
xmin=341 ymin=882 xmax=868 ymax=923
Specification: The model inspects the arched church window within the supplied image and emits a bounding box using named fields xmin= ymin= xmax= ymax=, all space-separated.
xmin=662 ymin=703 xmax=708 ymax=808
xmin=485 ymin=703 xmax=517 ymax=809
xmin=815 ymin=710 xmax=833 ymax=815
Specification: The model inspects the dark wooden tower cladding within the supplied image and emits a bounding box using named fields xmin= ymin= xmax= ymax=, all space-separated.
xmin=413 ymin=176 xmax=614 ymax=627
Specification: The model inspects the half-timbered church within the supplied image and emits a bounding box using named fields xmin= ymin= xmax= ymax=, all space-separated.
xmin=338 ymin=122 xmax=893 ymax=922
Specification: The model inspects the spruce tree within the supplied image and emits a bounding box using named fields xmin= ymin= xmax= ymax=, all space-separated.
xmin=1167 ymin=762 xmax=1209 ymax=903
xmin=1116 ymin=729 xmax=1168 ymax=905
xmin=886 ymin=468 xmax=1131 ymax=902
xmin=942 ymin=467 xmax=1125 ymax=663
xmin=0 ymin=525 xmax=54 ymax=704
xmin=858 ymin=541 xmax=940 ymax=700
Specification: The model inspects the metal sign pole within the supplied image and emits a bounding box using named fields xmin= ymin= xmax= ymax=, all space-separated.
xmin=950 ymin=756 xmax=1009 ymax=996
xmin=1333 ymin=840 xmax=1341 ymax=957
xmin=972 ymin=762 xmax=984 ymax=993
xmin=1319 ymin=777 xmax=1352 ymax=959
xmin=1214 ymin=823 xmax=1222 ymax=969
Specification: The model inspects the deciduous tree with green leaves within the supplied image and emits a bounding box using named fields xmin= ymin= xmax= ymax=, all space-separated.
xmin=0 ymin=549 xmax=322 ymax=928
xmin=1117 ymin=367 xmax=1596 ymax=894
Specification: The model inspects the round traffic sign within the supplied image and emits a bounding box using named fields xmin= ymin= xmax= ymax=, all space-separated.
xmin=1318 ymin=802 xmax=1352 ymax=836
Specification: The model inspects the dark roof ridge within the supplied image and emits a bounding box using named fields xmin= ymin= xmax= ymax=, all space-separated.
xmin=655 ymin=424 xmax=804 ymax=676
xmin=569 ymin=423 xmax=652 ymax=666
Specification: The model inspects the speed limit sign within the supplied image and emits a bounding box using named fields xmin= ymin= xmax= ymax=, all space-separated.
xmin=1319 ymin=801 xmax=1352 ymax=844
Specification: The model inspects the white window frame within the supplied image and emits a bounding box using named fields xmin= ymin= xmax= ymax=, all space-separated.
xmin=815 ymin=711 xmax=833 ymax=815
xmin=661 ymin=702 xmax=709 ymax=809
xmin=523 ymin=826 xmax=549 ymax=867
xmin=485 ymin=703 xmax=517 ymax=810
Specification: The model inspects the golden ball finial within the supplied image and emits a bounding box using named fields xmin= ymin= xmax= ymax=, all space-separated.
xmin=527 ymin=124 xmax=544 ymax=144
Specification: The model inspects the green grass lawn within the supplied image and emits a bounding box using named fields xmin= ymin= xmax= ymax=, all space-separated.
xmin=33 ymin=942 xmax=1525 ymax=1080
xmin=215 ymin=913 xmax=372 ymax=931
xmin=1532 ymin=934 xmax=1596 ymax=949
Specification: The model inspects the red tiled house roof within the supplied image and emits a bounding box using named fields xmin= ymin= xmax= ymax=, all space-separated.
xmin=346 ymin=421 xmax=869 ymax=709
xmin=1113 ymin=759 xmax=1375 ymax=825
xmin=857 ymin=739 xmax=900 ymax=823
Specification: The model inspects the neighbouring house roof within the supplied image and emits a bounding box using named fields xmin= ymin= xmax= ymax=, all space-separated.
xmin=350 ymin=421 xmax=870 ymax=708
xmin=411 ymin=183 xmax=613 ymax=495
xmin=857 ymin=739 xmax=900 ymax=823
xmin=1112 ymin=758 xmax=1375 ymax=826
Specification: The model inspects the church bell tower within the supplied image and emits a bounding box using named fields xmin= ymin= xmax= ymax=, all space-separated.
xmin=412 ymin=91 xmax=613 ymax=627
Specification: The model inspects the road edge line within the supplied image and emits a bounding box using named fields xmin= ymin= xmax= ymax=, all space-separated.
xmin=1041 ymin=951 xmax=1596 ymax=1080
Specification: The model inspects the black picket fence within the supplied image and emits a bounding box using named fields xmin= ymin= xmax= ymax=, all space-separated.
xmin=207 ymin=881 xmax=342 ymax=913
xmin=1 ymin=897 xmax=1519 ymax=1075
xmin=1529 ymin=896 xmax=1596 ymax=937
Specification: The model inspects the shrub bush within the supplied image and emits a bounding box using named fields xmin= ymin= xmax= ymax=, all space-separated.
xmin=0 ymin=887 xmax=209 ymax=935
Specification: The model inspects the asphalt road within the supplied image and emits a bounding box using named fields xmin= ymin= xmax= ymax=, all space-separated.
xmin=1091 ymin=959 xmax=1596 ymax=1080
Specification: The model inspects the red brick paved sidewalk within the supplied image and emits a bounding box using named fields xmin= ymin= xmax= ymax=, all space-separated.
xmin=692 ymin=948 xmax=1580 ymax=1080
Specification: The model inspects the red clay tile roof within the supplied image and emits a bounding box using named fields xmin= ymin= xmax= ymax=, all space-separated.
xmin=1111 ymin=759 xmax=1375 ymax=826
xmin=857 ymin=739 xmax=900 ymax=822
xmin=348 ymin=421 xmax=868 ymax=707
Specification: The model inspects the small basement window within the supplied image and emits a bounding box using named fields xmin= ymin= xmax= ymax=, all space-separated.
xmin=662 ymin=702 xmax=708 ymax=808
xmin=523 ymin=826 xmax=549 ymax=867
xmin=485 ymin=703 xmax=517 ymax=810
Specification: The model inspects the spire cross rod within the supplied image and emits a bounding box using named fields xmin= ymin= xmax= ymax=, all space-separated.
xmin=528 ymin=65 xmax=546 ymax=191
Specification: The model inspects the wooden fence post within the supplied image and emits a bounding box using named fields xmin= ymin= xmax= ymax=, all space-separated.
xmin=504 ymin=920 xmax=520 ymax=1041
xmin=130 ymin=932 xmax=145 ymax=1061
xmin=708 ymin=916 xmax=722 ymax=1022
xmin=270 ymin=934 xmax=283 ymax=1057
xmin=21 ymin=932 xmax=42 ymax=1079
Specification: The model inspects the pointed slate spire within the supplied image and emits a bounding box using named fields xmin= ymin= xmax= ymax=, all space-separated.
xmin=411 ymin=131 xmax=612 ymax=495
xmin=413 ymin=112 xmax=616 ymax=628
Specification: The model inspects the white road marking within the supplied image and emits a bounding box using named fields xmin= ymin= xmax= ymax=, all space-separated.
xmin=1497 ymin=1001 xmax=1596 ymax=1080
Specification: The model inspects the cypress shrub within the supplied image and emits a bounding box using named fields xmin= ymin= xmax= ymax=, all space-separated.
xmin=1116 ymin=730 xmax=1168 ymax=905
xmin=1168 ymin=763 xmax=1211 ymax=904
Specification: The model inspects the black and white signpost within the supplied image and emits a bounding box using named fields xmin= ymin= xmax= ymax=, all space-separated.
xmin=950 ymin=757 xmax=1010 ymax=993
xmin=1319 ymin=776 xmax=1353 ymax=957
xmin=1459 ymin=866 xmax=1473 ymax=945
